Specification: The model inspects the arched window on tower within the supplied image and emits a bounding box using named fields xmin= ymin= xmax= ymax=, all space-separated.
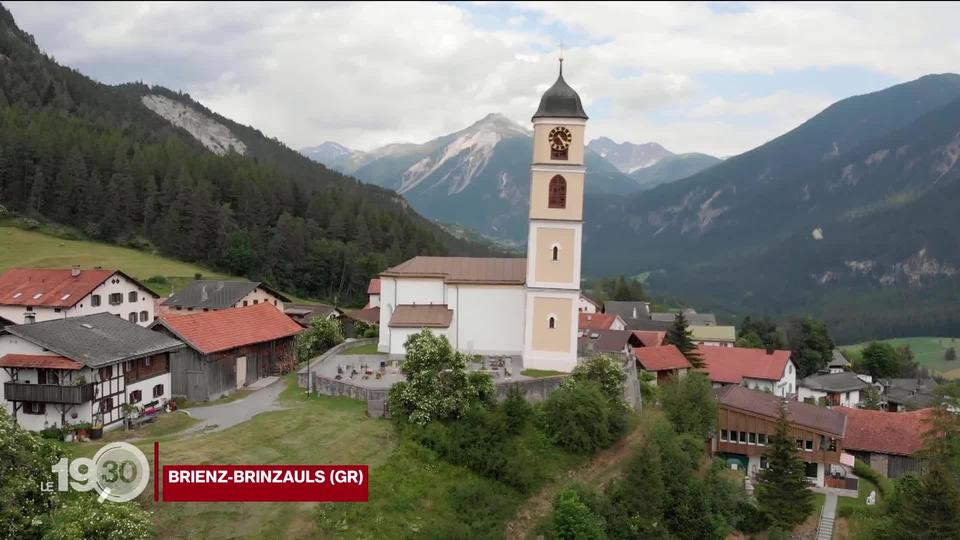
xmin=552 ymin=245 xmax=559 ymax=261
xmin=548 ymin=316 xmax=556 ymax=329
xmin=548 ymin=175 xmax=566 ymax=209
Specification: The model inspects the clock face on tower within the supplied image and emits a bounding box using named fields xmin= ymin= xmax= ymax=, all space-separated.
xmin=548 ymin=126 xmax=572 ymax=151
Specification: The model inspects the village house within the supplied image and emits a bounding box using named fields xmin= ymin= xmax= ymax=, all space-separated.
xmin=690 ymin=324 xmax=736 ymax=347
xmin=366 ymin=278 xmax=381 ymax=308
xmin=284 ymin=303 xmax=342 ymax=328
xmin=602 ymin=301 xmax=652 ymax=329
xmin=699 ymin=346 xmax=797 ymax=397
xmin=880 ymin=378 xmax=938 ymax=411
xmin=713 ymin=386 xmax=847 ymax=487
xmin=160 ymin=280 xmax=289 ymax=313
xmin=837 ymin=406 xmax=931 ymax=478
xmin=0 ymin=313 xmax=183 ymax=431
xmin=0 ymin=267 xmax=159 ymax=326
xmin=577 ymin=293 xmax=600 ymax=313
xmin=579 ymin=312 xmax=626 ymax=331
xmin=633 ymin=345 xmax=691 ymax=385
xmin=577 ymin=329 xmax=643 ymax=358
xmin=151 ymin=303 xmax=302 ymax=402
xmin=798 ymin=371 xmax=868 ymax=407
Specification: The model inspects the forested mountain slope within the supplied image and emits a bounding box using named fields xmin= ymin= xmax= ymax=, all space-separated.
xmin=0 ymin=6 xmax=495 ymax=304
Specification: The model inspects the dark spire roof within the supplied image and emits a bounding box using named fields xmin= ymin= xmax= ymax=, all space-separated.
xmin=532 ymin=59 xmax=588 ymax=121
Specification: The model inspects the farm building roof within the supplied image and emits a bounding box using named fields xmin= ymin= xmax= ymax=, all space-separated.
xmin=154 ymin=303 xmax=302 ymax=354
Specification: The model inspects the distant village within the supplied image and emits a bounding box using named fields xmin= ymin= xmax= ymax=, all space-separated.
xmin=0 ymin=265 xmax=938 ymax=491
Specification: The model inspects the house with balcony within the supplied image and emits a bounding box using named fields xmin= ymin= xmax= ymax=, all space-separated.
xmin=0 ymin=267 xmax=159 ymax=326
xmin=712 ymin=386 xmax=848 ymax=487
xmin=0 ymin=313 xmax=184 ymax=431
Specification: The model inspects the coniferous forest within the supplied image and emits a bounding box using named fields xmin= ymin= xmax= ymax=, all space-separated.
xmin=0 ymin=7 xmax=497 ymax=304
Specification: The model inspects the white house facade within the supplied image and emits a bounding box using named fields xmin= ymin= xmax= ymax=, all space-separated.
xmin=0 ymin=313 xmax=182 ymax=432
xmin=0 ymin=268 xmax=159 ymax=327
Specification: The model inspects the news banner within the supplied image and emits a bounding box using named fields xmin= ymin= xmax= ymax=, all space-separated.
xmin=49 ymin=441 xmax=368 ymax=503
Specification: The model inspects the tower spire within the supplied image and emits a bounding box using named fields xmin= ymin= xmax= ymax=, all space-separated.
xmin=559 ymin=42 xmax=564 ymax=77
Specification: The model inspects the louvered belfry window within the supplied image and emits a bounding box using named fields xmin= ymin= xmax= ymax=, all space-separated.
xmin=548 ymin=175 xmax=566 ymax=209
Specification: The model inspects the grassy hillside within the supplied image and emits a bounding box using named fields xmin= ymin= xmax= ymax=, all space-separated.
xmin=0 ymin=225 xmax=233 ymax=295
xmin=844 ymin=336 xmax=960 ymax=379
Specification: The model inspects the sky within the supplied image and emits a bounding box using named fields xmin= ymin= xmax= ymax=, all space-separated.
xmin=7 ymin=1 xmax=960 ymax=157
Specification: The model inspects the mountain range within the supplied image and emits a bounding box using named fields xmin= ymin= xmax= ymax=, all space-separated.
xmin=583 ymin=73 xmax=960 ymax=342
xmin=302 ymin=116 xmax=719 ymax=242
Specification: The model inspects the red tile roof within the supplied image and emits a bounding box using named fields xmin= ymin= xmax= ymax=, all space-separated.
xmin=698 ymin=346 xmax=791 ymax=384
xmin=836 ymin=406 xmax=932 ymax=456
xmin=156 ymin=303 xmax=302 ymax=354
xmin=633 ymin=345 xmax=692 ymax=371
xmin=579 ymin=312 xmax=621 ymax=331
xmin=0 ymin=353 xmax=84 ymax=370
xmin=367 ymin=278 xmax=381 ymax=295
xmin=717 ymin=386 xmax=847 ymax=436
xmin=632 ymin=330 xmax=666 ymax=347
xmin=0 ymin=268 xmax=112 ymax=307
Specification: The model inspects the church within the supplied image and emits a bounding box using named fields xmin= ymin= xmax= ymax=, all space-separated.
xmin=377 ymin=62 xmax=588 ymax=372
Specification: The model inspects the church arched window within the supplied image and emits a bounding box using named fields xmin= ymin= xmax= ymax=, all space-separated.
xmin=548 ymin=175 xmax=566 ymax=209
xmin=552 ymin=245 xmax=559 ymax=261
xmin=548 ymin=316 xmax=556 ymax=329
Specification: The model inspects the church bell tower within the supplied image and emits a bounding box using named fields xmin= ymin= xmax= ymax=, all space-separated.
xmin=523 ymin=59 xmax=588 ymax=372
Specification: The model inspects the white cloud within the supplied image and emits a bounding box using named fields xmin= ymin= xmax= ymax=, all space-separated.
xmin=5 ymin=1 xmax=960 ymax=156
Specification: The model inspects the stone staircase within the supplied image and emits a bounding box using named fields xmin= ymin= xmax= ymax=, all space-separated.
xmin=816 ymin=493 xmax=838 ymax=540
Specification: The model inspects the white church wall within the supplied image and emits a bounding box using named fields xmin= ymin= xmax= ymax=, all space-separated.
xmin=450 ymin=285 xmax=525 ymax=355
xmin=395 ymin=278 xmax=445 ymax=306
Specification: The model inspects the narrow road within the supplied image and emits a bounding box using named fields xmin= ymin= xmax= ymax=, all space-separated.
xmin=504 ymin=413 xmax=657 ymax=539
xmin=182 ymin=377 xmax=287 ymax=434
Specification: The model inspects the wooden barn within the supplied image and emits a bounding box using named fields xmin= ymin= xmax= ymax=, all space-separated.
xmin=151 ymin=303 xmax=302 ymax=402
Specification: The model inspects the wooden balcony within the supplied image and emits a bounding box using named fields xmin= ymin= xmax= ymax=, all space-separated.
xmin=3 ymin=382 xmax=95 ymax=404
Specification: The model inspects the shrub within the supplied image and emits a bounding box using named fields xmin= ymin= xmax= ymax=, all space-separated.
xmin=853 ymin=459 xmax=893 ymax=499
xmin=551 ymin=489 xmax=604 ymax=540
xmin=388 ymin=330 xmax=494 ymax=426
xmin=540 ymin=381 xmax=615 ymax=454
xmin=734 ymin=501 xmax=770 ymax=533
xmin=566 ymin=354 xmax=626 ymax=402
xmin=295 ymin=317 xmax=345 ymax=362
xmin=501 ymin=386 xmax=533 ymax=436
xmin=661 ymin=372 xmax=718 ymax=437
xmin=946 ymin=347 xmax=957 ymax=361
xmin=39 ymin=426 xmax=65 ymax=440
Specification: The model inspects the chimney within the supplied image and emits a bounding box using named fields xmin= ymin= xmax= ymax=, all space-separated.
xmin=71 ymin=265 xmax=80 ymax=278
xmin=766 ymin=346 xmax=775 ymax=355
